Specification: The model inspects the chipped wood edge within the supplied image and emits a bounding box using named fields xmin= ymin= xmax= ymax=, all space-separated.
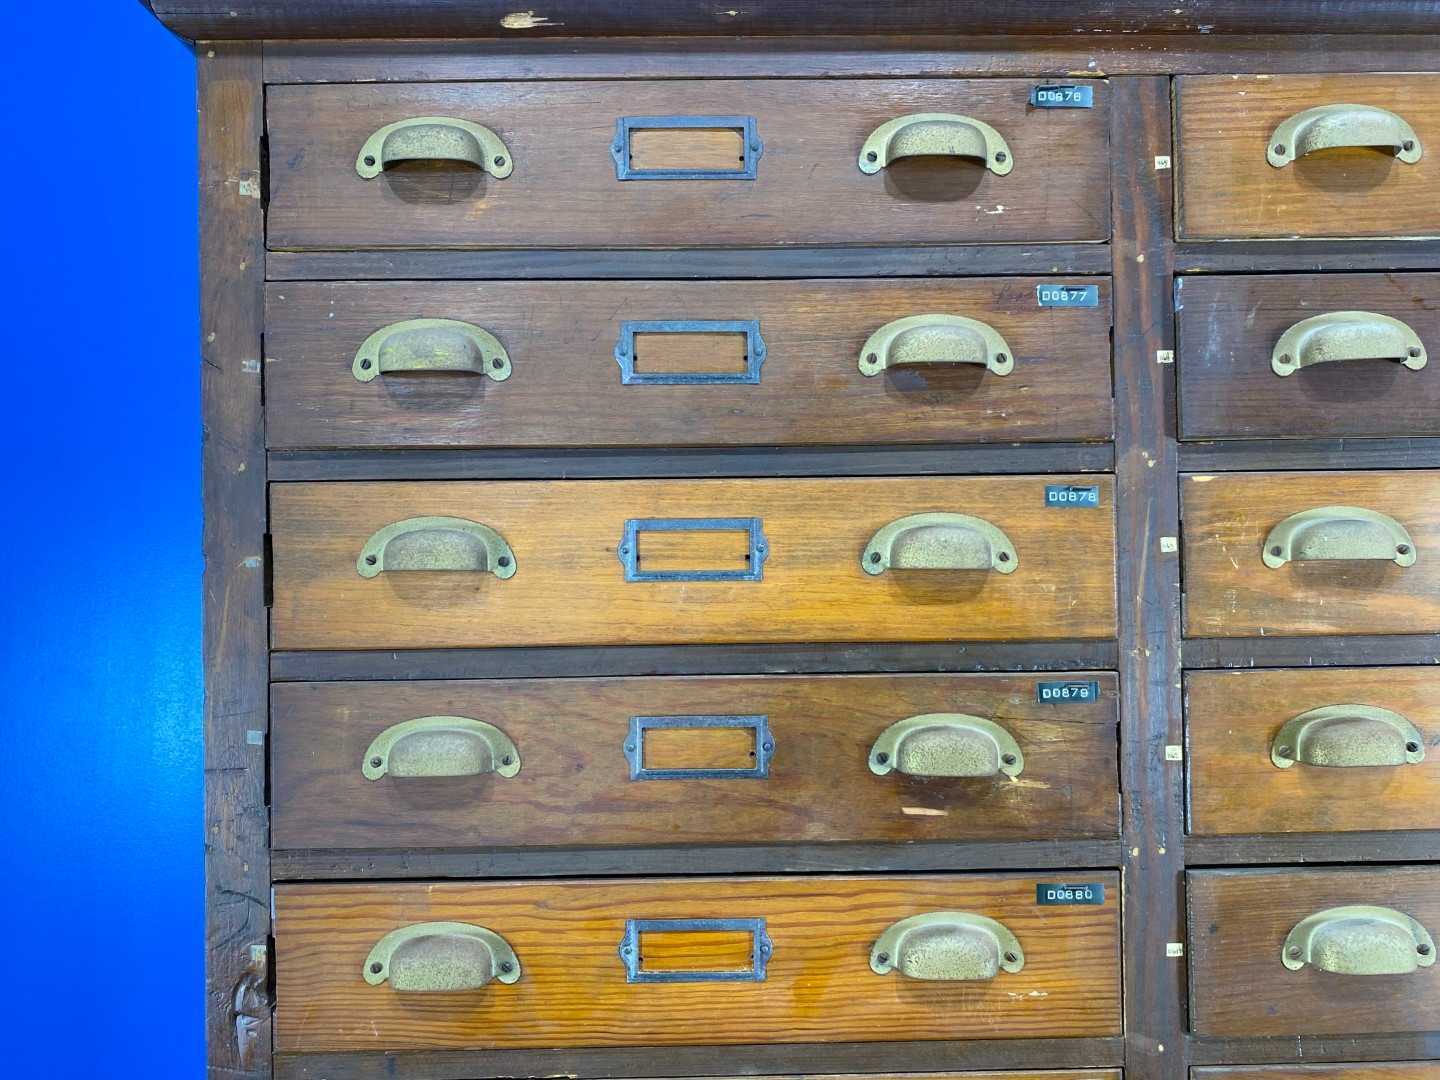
xmin=200 ymin=41 xmax=271 ymax=1079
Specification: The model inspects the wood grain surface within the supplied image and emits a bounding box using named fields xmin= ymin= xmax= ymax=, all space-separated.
xmin=263 ymin=278 xmax=1115 ymax=449
xmin=273 ymin=873 xmax=1122 ymax=1051
xmin=1185 ymin=667 xmax=1440 ymax=835
xmin=1177 ymin=75 xmax=1440 ymax=239
xmin=270 ymin=476 xmax=1118 ymax=649
xmin=1176 ymin=273 xmax=1440 ymax=440
xmin=1188 ymin=867 xmax=1440 ymax=1037
xmin=1181 ymin=471 xmax=1440 ymax=638
xmin=1196 ymin=1067 xmax=1440 ymax=1080
xmin=266 ymin=79 xmax=1111 ymax=249
xmin=271 ymin=673 xmax=1119 ymax=850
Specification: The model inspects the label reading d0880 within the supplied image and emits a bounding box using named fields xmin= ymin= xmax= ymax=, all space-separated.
xmin=1037 ymin=882 xmax=1105 ymax=906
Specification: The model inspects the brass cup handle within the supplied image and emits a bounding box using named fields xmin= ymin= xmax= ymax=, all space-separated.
xmin=858 ymin=113 xmax=1013 ymax=176
xmin=353 ymin=318 xmax=513 ymax=384
xmin=364 ymin=922 xmax=522 ymax=992
xmin=871 ymin=912 xmax=1025 ymax=981
xmin=862 ymin=512 xmax=1018 ymax=576
xmin=1262 ymin=506 xmax=1415 ymax=569
xmin=357 ymin=516 xmax=517 ymax=579
xmin=357 ymin=117 xmax=514 ymax=179
xmin=1272 ymin=705 xmax=1426 ymax=769
xmin=363 ymin=716 xmax=522 ymax=780
xmin=1268 ymin=104 xmax=1422 ymax=168
xmin=869 ymin=713 xmax=1024 ymax=779
xmin=1271 ymin=311 xmax=1426 ymax=377
xmin=858 ymin=315 xmax=1015 ymax=378
xmin=1282 ymin=906 xmax=1435 ymax=975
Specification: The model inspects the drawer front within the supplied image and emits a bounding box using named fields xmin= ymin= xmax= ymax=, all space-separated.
xmin=1185 ymin=667 xmax=1440 ymax=836
xmin=1177 ymin=274 xmax=1440 ymax=440
xmin=270 ymin=476 xmax=1118 ymax=650
xmin=265 ymin=278 xmax=1115 ymax=450
xmin=1177 ymin=74 xmax=1440 ymax=239
xmin=1181 ymin=471 xmax=1440 ymax=638
xmin=273 ymin=873 xmax=1122 ymax=1051
xmin=272 ymin=673 xmax=1120 ymax=851
xmin=1188 ymin=867 xmax=1440 ymax=1037
xmin=266 ymin=79 xmax=1111 ymax=249
xmin=1195 ymin=1067 xmax=1440 ymax=1080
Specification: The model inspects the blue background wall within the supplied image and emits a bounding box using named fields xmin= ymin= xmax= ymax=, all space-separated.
xmin=5 ymin=3 xmax=202 ymax=1076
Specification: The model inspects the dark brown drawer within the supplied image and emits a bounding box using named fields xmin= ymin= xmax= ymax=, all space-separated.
xmin=1195 ymin=1067 xmax=1440 ymax=1080
xmin=1177 ymin=274 xmax=1440 ymax=440
xmin=1188 ymin=867 xmax=1440 ymax=1037
xmin=266 ymin=79 xmax=1111 ymax=249
xmin=1181 ymin=471 xmax=1440 ymax=638
xmin=1185 ymin=667 xmax=1440 ymax=836
xmin=1177 ymin=74 xmax=1440 ymax=239
xmin=264 ymin=278 xmax=1115 ymax=450
xmin=270 ymin=476 xmax=1119 ymax=650
xmin=271 ymin=673 xmax=1120 ymax=852
xmin=274 ymin=873 xmax=1122 ymax=1051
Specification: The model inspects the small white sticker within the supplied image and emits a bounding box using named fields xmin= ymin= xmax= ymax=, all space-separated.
xmin=1156 ymin=349 xmax=1174 ymax=365
xmin=1160 ymin=536 xmax=1179 ymax=553
xmin=1154 ymin=155 xmax=1172 ymax=170
xmin=1166 ymin=942 xmax=1185 ymax=958
xmin=1165 ymin=745 xmax=1183 ymax=761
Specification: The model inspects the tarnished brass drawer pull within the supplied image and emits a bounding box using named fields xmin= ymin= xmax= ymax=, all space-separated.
xmin=858 ymin=113 xmax=1013 ymax=176
xmin=1268 ymin=104 xmax=1422 ymax=168
xmin=1262 ymin=506 xmax=1415 ymax=569
xmin=357 ymin=516 xmax=517 ymax=579
xmin=1282 ymin=906 xmax=1435 ymax=975
xmin=869 ymin=713 xmax=1024 ymax=779
xmin=1271 ymin=311 xmax=1426 ymax=377
xmin=871 ymin=912 xmax=1025 ymax=981
xmin=862 ymin=512 xmax=1018 ymax=575
xmin=353 ymin=318 xmax=513 ymax=384
xmin=858 ymin=314 xmax=1015 ymax=378
xmin=363 ymin=716 xmax=522 ymax=780
xmin=1272 ymin=705 xmax=1426 ymax=770
xmin=356 ymin=117 xmax=513 ymax=179
xmin=364 ymin=922 xmax=522 ymax=992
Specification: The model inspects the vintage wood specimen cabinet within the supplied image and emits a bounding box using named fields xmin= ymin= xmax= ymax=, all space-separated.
xmin=145 ymin=2 xmax=1440 ymax=1079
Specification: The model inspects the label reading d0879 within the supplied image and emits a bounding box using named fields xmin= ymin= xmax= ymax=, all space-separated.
xmin=1037 ymin=680 xmax=1101 ymax=704
xmin=1037 ymin=882 xmax=1105 ymax=906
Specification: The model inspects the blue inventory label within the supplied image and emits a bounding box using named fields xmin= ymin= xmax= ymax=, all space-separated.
xmin=1037 ymin=882 xmax=1106 ymax=906
xmin=1037 ymin=680 xmax=1101 ymax=704
xmin=1030 ymin=84 xmax=1095 ymax=108
xmin=1045 ymin=484 xmax=1100 ymax=508
xmin=1036 ymin=283 xmax=1100 ymax=308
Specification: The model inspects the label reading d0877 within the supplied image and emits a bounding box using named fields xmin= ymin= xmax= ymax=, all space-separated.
xmin=1037 ymin=882 xmax=1105 ymax=906
xmin=1036 ymin=284 xmax=1100 ymax=308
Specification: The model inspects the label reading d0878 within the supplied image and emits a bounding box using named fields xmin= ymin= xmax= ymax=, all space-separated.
xmin=1037 ymin=882 xmax=1105 ymax=906
xmin=1045 ymin=484 xmax=1100 ymax=508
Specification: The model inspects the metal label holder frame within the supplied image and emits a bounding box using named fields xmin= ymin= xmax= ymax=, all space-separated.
xmin=619 ymin=517 xmax=769 ymax=582
xmin=615 ymin=319 xmax=767 ymax=385
xmin=611 ymin=115 xmax=763 ymax=180
xmin=624 ymin=714 xmax=774 ymax=781
xmin=619 ymin=917 xmax=773 ymax=983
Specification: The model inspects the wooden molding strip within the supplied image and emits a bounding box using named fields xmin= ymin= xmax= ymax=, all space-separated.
xmin=1183 ymin=635 xmax=1440 ymax=669
xmin=1180 ymin=438 xmax=1440 ymax=472
xmin=1188 ymin=1032 xmax=1440 ymax=1067
xmin=1186 ymin=832 xmax=1440 ymax=866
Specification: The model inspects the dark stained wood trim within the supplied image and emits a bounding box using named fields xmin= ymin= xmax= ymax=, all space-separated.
xmin=1188 ymin=1033 xmax=1440 ymax=1067
xmin=1176 ymin=240 xmax=1440 ymax=273
xmin=268 ymin=443 xmax=1116 ymax=482
xmin=1186 ymin=832 xmax=1440 ymax=866
xmin=199 ymin=43 xmax=271 ymax=1080
xmin=1181 ymin=635 xmax=1440 ymax=670
xmin=270 ymin=641 xmax=1121 ymax=682
xmin=264 ymin=244 xmax=1112 ymax=281
xmin=273 ymin=838 xmax=1124 ymax=881
xmin=146 ymin=2 xmax=1440 ymax=42
xmin=259 ymin=34 xmax=1440 ymax=84
xmin=274 ymin=1036 xmax=1128 ymax=1080
xmin=1180 ymin=439 xmax=1440 ymax=472
xmin=1111 ymin=77 xmax=1186 ymax=1080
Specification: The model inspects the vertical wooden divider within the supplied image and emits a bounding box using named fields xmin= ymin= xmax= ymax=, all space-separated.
xmin=199 ymin=42 xmax=272 ymax=1079
xmin=1111 ymin=76 xmax=1188 ymax=1080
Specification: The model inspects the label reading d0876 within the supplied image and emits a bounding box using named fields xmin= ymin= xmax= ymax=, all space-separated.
xmin=1037 ymin=882 xmax=1105 ymax=906
xmin=1030 ymin=84 xmax=1094 ymax=108
xmin=1036 ymin=284 xmax=1100 ymax=308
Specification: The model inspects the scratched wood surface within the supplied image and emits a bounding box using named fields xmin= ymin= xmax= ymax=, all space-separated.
xmin=265 ymin=79 xmax=1111 ymax=249
xmin=1195 ymin=1067 xmax=1440 ymax=1080
xmin=269 ymin=475 xmax=1119 ymax=649
xmin=1177 ymin=75 xmax=1440 ymax=239
xmin=274 ymin=873 xmax=1122 ymax=1051
xmin=271 ymin=673 xmax=1119 ymax=850
xmin=1181 ymin=471 xmax=1440 ymax=638
xmin=263 ymin=278 xmax=1114 ymax=449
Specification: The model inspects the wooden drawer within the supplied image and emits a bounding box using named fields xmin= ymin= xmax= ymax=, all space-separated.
xmin=270 ymin=476 xmax=1118 ymax=650
xmin=1176 ymin=74 xmax=1440 ymax=239
xmin=1181 ymin=471 xmax=1440 ymax=638
xmin=1195 ymin=1067 xmax=1440 ymax=1080
xmin=1176 ymin=274 xmax=1440 ymax=440
xmin=266 ymin=79 xmax=1111 ymax=249
xmin=1188 ymin=867 xmax=1440 ymax=1037
xmin=1185 ymin=668 xmax=1440 ymax=836
xmin=273 ymin=873 xmax=1122 ymax=1051
xmin=264 ymin=278 xmax=1115 ymax=450
xmin=272 ymin=673 xmax=1120 ymax=852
